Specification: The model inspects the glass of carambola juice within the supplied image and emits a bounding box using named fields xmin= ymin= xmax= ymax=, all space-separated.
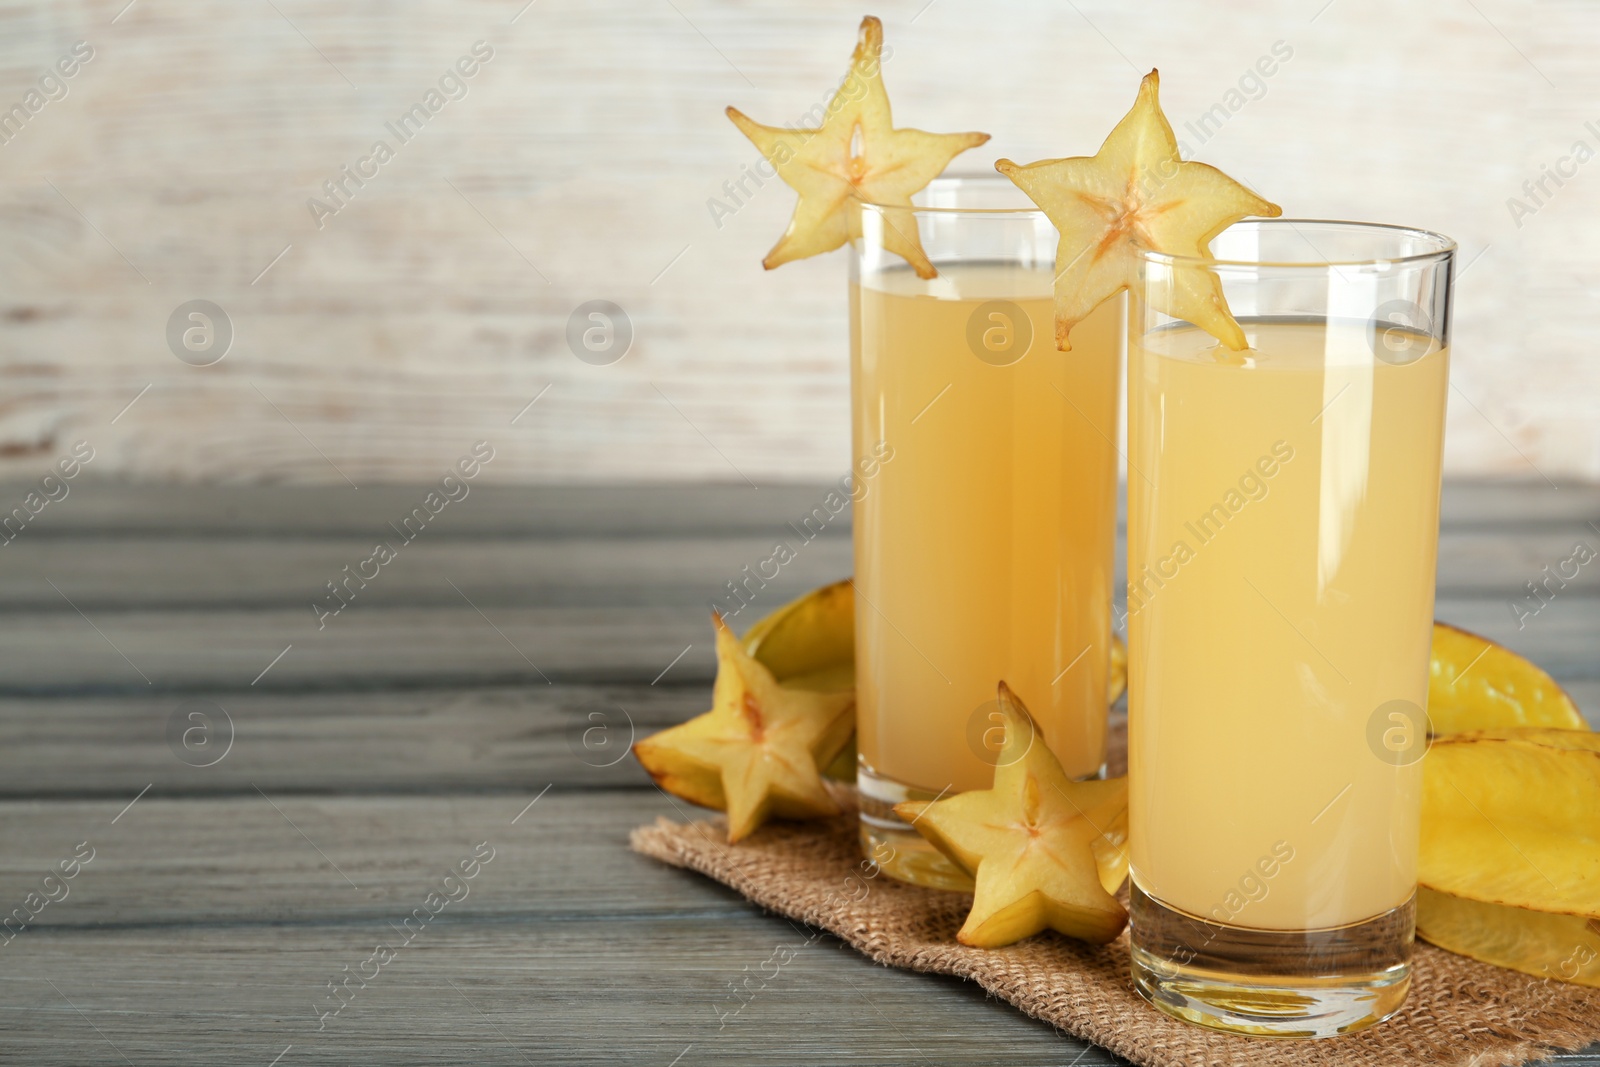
xmin=1126 ymin=220 xmax=1455 ymax=1036
xmin=850 ymin=176 xmax=1122 ymax=888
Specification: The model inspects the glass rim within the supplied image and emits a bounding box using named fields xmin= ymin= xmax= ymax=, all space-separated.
xmin=858 ymin=173 xmax=1046 ymax=217
xmin=1136 ymin=218 xmax=1457 ymax=270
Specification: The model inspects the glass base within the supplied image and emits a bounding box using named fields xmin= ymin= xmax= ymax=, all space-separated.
xmin=1129 ymin=880 xmax=1413 ymax=1038
xmin=856 ymin=761 xmax=974 ymax=892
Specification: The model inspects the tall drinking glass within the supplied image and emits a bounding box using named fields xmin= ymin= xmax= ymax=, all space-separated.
xmin=851 ymin=176 xmax=1122 ymax=889
xmin=1126 ymin=220 xmax=1455 ymax=1036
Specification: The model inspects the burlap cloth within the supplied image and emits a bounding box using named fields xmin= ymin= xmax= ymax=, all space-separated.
xmin=630 ymin=720 xmax=1600 ymax=1067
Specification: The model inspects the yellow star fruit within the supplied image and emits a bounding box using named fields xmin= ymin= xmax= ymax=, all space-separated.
xmin=1109 ymin=631 xmax=1127 ymax=706
xmin=727 ymin=16 xmax=990 ymax=278
xmin=1428 ymin=622 xmax=1586 ymax=734
xmin=896 ymin=683 xmax=1129 ymax=947
xmin=742 ymin=578 xmax=858 ymax=780
xmin=1420 ymin=728 xmax=1600 ymax=917
xmin=996 ymin=70 xmax=1280 ymax=351
xmin=633 ymin=612 xmax=854 ymax=843
xmin=742 ymin=577 xmax=854 ymax=691
xmin=1416 ymin=888 xmax=1600 ymax=988
xmin=1417 ymin=728 xmax=1600 ymax=985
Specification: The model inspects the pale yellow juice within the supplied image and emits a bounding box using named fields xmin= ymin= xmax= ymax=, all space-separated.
xmin=852 ymin=262 xmax=1121 ymax=793
xmin=1127 ymin=320 xmax=1448 ymax=930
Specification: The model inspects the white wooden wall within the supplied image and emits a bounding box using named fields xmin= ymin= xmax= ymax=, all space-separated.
xmin=0 ymin=0 xmax=1593 ymax=485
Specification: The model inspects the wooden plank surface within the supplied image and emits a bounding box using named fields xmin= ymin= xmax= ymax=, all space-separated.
xmin=0 ymin=921 xmax=1111 ymax=1067
xmin=11 ymin=479 xmax=1600 ymax=535
xmin=0 ymin=482 xmax=1595 ymax=1066
xmin=0 ymin=526 xmax=1595 ymax=608
xmin=0 ymin=591 xmax=1592 ymax=696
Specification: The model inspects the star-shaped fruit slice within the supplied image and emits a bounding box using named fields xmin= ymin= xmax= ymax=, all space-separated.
xmin=996 ymin=70 xmax=1280 ymax=351
xmin=896 ymin=683 xmax=1129 ymax=947
xmin=727 ymin=16 xmax=990 ymax=278
xmin=633 ymin=613 xmax=854 ymax=843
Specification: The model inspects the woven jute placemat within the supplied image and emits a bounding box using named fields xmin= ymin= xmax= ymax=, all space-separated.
xmin=630 ymin=722 xmax=1600 ymax=1067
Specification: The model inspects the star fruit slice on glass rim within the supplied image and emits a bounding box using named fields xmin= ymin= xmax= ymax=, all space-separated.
xmin=726 ymin=15 xmax=990 ymax=278
xmin=996 ymin=69 xmax=1281 ymax=351
xmin=631 ymin=613 xmax=854 ymax=843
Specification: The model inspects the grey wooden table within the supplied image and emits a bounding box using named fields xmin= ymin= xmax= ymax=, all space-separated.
xmin=1 ymin=480 xmax=1595 ymax=1066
